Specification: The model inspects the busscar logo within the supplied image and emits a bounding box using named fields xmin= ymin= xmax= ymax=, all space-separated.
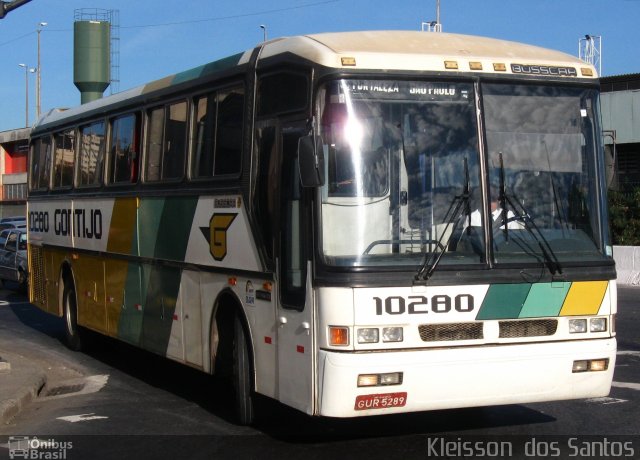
xmin=200 ymin=213 xmax=237 ymax=261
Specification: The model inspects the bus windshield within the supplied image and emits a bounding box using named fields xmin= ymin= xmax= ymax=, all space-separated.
xmin=317 ymin=79 xmax=608 ymax=269
xmin=483 ymin=83 xmax=606 ymax=266
xmin=317 ymin=79 xmax=482 ymax=268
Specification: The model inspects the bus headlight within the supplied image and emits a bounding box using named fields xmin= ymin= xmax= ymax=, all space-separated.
xmin=569 ymin=319 xmax=587 ymax=333
xmin=590 ymin=318 xmax=607 ymax=332
xmin=382 ymin=327 xmax=403 ymax=342
xmin=357 ymin=328 xmax=379 ymax=344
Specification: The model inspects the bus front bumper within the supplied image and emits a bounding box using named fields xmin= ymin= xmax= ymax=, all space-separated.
xmin=316 ymin=338 xmax=616 ymax=417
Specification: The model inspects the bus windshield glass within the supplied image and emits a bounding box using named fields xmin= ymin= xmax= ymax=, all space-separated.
xmin=482 ymin=83 xmax=607 ymax=265
xmin=317 ymin=79 xmax=483 ymax=268
xmin=316 ymin=79 xmax=608 ymax=269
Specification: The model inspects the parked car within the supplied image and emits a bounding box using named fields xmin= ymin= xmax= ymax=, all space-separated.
xmin=0 ymin=216 xmax=25 ymax=224
xmin=0 ymin=222 xmax=26 ymax=232
xmin=0 ymin=228 xmax=27 ymax=291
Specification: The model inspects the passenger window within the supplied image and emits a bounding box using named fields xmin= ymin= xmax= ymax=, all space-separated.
xmin=192 ymin=94 xmax=217 ymax=178
xmin=30 ymin=137 xmax=52 ymax=190
xmin=145 ymin=101 xmax=187 ymax=182
xmin=78 ymin=121 xmax=106 ymax=187
xmin=109 ymin=113 xmax=140 ymax=184
xmin=191 ymin=86 xmax=243 ymax=179
xmin=215 ymin=88 xmax=243 ymax=175
xmin=146 ymin=107 xmax=165 ymax=181
xmin=53 ymin=130 xmax=75 ymax=189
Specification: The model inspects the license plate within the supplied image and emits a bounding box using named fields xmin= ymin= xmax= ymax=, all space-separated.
xmin=354 ymin=392 xmax=407 ymax=411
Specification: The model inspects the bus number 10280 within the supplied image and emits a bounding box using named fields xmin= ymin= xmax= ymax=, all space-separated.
xmin=374 ymin=294 xmax=475 ymax=315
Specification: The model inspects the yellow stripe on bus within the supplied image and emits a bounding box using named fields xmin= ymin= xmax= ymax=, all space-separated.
xmin=107 ymin=198 xmax=137 ymax=254
xmin=559 ymin=281 xmax=608 ymax=316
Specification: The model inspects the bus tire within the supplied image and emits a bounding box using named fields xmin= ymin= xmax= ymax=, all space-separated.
xmin=232 ymin=313 xmax=254 ymax=425
xmin=63 ymin=281 xmax=82 ymax=351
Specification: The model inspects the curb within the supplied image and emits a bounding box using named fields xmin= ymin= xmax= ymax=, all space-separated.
xmin=0 ymin=356 xmax=10 ymax=372
xmin=0 ymin=351 xmax=47 ymax=425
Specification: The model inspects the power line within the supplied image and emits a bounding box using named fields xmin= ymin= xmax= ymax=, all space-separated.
xmin=121 ymin=0 xmax=339 ymax=29
xmin=0 ymin=30 xmax=34 ymax=47
xmin=0 ymin=0 xmax=338 ymax=45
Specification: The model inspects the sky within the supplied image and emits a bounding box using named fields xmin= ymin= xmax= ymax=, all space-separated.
xmin=1 ymin=0 xmax=639 ymax=132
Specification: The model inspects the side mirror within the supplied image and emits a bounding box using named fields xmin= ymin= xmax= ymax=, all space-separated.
xmin=298 ymin=134 xmax=325 ymax=187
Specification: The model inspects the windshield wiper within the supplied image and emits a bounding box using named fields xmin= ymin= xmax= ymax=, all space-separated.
xmin=414 ymin=158 xmax=471 ymax=284
xmin=496 ymin=153 xmax=563 ymax=277
xmin=543 ymin=140 xmax=568 ymax=237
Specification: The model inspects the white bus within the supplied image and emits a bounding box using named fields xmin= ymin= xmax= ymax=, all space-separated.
xmin=27 ymin=31 xmax=616 ymax=424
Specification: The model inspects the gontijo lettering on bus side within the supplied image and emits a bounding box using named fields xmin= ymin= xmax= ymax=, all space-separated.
xmin=29 ymin=209 xmax=103 ymax=239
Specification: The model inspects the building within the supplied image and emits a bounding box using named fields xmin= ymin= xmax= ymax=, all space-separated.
xmin=0 ymin=128 xmax=29 ymax=218
xmin=600 ymin=73 xmax=640 ymax=191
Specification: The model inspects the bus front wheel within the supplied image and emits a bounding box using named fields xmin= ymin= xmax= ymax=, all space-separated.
xmin=232 ymin=313 xmax=255 ymax=425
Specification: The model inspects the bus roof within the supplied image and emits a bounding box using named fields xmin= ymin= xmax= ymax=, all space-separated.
xmin=264 ymin=31 xmax=595 ymax=77
xmin=33 ymin=31 xmax=596 ymax=133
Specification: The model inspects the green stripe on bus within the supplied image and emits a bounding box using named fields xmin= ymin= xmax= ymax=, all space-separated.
xmin=138 ymin=198 xmax=165 ymax=258
xmin=519 ymin=282 xmax=571 ymax=318
xmin=171 ymin=53 xmax=244 ymax=86
xmin=118 ymin=263 xmax=145 ymax=346
xmin=117 ymin=197 xmax=198 ymax=350
xmin=137 ymin=197 xmax=197 ymax=355
xmin=153 ymin=197 xmax=198 ymax=261
xmin=476 ymin=283 xmax=532 ymax=320
xmin=142 ymin=265 xmax=181 ymax=355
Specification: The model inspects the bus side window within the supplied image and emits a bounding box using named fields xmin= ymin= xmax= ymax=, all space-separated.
xmin=145 ymin=101 xmax=187 ymax=182
xmin=52 ymin=129 xmax=75 ymax=189
xmin=146 ymin=107 xmax=164 ymax=182
xmin=109 ymin=113 xmax=140 ymax=184
xmin=191 ymin=86 xmax=243 ymax=180
xmin=78 ymin=121 xmax=106 ymax=187
xmin=30 ymin=136 xmax=52 ymax=191
xmin=192 ymin=93 xmax=217 ymax=178
xmin=214 ymin=88 xmax=243 ymax=176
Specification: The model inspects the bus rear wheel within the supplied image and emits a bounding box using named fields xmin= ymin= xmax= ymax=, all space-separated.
xmin=232 ymin=313 xmax=254 ymax=425
xmin=63 ymin=281 xmax=82 ymax=351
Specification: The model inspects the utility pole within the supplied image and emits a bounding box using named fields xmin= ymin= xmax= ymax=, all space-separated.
xmin=421 ymin=0 xmax=442 ymax=32
xmin=36 ymin=22 xmax=47 ymax=119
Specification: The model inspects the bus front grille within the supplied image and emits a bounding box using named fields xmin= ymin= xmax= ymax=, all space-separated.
xmin=499 ymin=319 xmax=558 ymax=338
xmin=418 ymin=323 xmax=484 ymax=342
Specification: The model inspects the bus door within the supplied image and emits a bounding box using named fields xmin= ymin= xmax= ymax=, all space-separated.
xmin=275 ymin=123 xmax=315 ymax=414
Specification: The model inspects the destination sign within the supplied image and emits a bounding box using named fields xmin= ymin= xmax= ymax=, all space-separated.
xmin=344 ymin=80 xmax=471 ymax=102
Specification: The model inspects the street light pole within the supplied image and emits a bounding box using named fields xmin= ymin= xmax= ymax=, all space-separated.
xmin=18 ymin=63 xmax=35 ymax=127
xmin=36 ymin=21 xmax=47 ymax=120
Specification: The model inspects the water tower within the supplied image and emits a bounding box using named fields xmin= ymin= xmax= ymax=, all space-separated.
xmin=74 ymin=9 xmax=114 ymax=104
